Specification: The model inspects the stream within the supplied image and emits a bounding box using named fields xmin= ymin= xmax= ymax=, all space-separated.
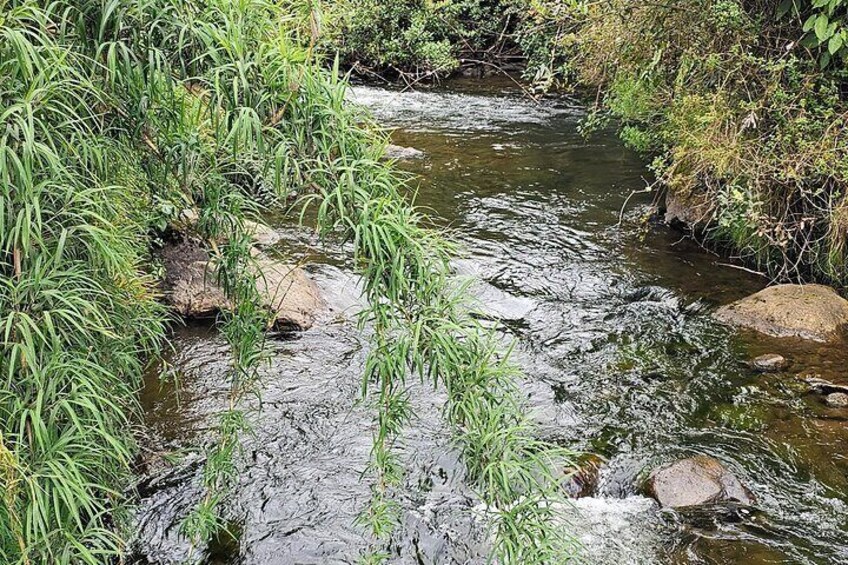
xmin=132 ymin=80 xmax=848 ymax=564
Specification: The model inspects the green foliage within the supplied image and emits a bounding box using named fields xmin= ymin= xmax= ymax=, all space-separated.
xmin=783 ymin=0 xmax=848 ymax=67
xmin=530 ymin=0 xmax=848 ymax=290
xmin=321 ymin=0 xmax=518 ymax=76
xmin=0 ymin=3 xmax=167 ymax=561
xmin=2 ymin=1 xmax=577 ymax=563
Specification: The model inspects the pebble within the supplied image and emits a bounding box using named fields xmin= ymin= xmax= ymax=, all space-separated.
xmin=751 ymin=353 xmax=788 ymax=372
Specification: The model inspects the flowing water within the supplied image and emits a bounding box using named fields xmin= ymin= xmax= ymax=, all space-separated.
xmin=132 ymin=80 xmax=848 ymax=564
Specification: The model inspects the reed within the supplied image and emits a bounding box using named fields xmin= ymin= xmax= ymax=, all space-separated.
xmin=1 ymin=1 xmax=576 ymax=562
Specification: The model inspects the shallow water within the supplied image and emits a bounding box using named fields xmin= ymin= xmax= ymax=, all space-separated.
xmin=133 ymin=80 xmax=848 ymax=564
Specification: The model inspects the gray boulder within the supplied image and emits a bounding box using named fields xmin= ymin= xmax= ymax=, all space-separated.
xmin=645 ymin=456 xmax=755 ymax=509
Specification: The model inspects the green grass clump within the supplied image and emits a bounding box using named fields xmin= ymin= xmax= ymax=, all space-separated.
xmin=2 ymin=1 xmax=576 ymax=563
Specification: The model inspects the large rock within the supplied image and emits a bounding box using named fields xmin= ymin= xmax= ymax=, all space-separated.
xmin=160 ymin=239 xmax=322 ymax=330
xmin=160 ymin=239 xmax=226 ymax=318
xmin=645 ymin=456 xmax=755 ymax=509
xmin=715 ymin=284 xmax=848 ymax=342
xmin=253 ymin=261 xmax=323 ymax=331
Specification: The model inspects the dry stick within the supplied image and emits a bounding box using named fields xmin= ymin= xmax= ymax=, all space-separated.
xmin=617 ymin=180 xmax=655 ymax=227
xmin=715 ymin=262 xmax=769 ymax=277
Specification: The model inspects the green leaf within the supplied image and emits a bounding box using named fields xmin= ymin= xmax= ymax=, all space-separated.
xmin=828 ymin=31 xmax=844 ymax=54
xmin=803 ymin=14 xmax=818 ymax=32
xmin=815 ymin=15 xmax=833 ymax=42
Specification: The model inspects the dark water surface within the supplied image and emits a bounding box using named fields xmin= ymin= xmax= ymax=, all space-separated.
xmin=133 ymin=80 xmax=848 ymax=564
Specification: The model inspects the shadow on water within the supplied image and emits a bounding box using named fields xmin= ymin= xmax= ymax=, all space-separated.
xmin=132 ymin=79 xmax=848 ymax=564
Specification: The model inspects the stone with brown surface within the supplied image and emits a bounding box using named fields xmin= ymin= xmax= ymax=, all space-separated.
xmin=160 ymin=238 xmax=322 ymax=330
xmin=254 ymin=260 xmax=323 ymax=331
xmin=646 ymin=456 xmax=755 ymax=509
xmin=160 ymin=239 xmax=225 ymax=318
xmin=715 ymin=284 xmax=848 ymax=342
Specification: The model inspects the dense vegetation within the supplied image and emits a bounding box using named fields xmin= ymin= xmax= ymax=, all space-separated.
xmin=320 ymin=0 xmax=530 ymax=80
xmin=0 ymin=1 xmax=572 ymax=563
xmin=526 ymin=0 xmax=848 ymax=290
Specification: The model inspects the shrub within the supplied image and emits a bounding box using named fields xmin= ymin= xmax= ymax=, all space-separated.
xmin=530 ymin=0 xmax=848 ymax=289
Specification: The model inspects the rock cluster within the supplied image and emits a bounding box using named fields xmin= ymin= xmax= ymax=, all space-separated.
xmin=159 ymin=238 xmax=322 ymax=331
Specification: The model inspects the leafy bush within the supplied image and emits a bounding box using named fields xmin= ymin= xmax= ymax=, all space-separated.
xmin=321 ymin=0 xmax=518 ymax=76
xmin=530 ymin=0 xmax=848 ymax=289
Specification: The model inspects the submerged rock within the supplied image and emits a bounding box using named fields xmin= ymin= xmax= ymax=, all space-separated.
xmin=563 ymin=454 xmax=604 ymax=499
xmin=160 ymin=238 xmax=322 ymax=330
xmin=715 ymin=284 xmax=848 ymax=342
xmin=645 ymin=456 xmax=755 ymax=509
xmin=825 ymin=392 xmax=848 ymax=408
xmin=750 ymin=353 xmax=788 ymax=373
xmin=385 ymin=144 xmax=425 ymax=160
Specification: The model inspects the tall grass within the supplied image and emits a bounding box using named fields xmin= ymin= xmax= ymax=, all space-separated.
xmin=1 ymin=1 xmax=576 ymax=563
xmin=0 ymin=3 xmax=166 ymax=561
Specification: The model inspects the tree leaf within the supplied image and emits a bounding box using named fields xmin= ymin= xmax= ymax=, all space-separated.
xmin=803 ymin=14 xmax=818 ymax=32
xmin=820 ymin=49 xmax=832 ymax=68
xmin=828 ymin=31 xmax=844 ymax=54
xmin=815 ymin=15 xmax=832 ymax=42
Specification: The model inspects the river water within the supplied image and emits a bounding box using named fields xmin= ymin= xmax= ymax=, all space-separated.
xmin=132 ymin=81 xmax=848 ymax=564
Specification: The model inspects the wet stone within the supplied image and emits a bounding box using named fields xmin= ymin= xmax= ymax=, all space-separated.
xmin=563 ymin=454 xmax=604 ymax=499
xmin=645 ymin=455 xmax=755 ymax=509
xmin=714 ymin=284 xmax=848 ymax=342
xmin=385 ymin=143 xmax=425 ymax=160
xmin=826 ymin=392 xmax=848 ymax=408
xmin=159 ymin=238 xmax=323 ymax=330
xmin=750 ymin=353 xmax=788 ymax=372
